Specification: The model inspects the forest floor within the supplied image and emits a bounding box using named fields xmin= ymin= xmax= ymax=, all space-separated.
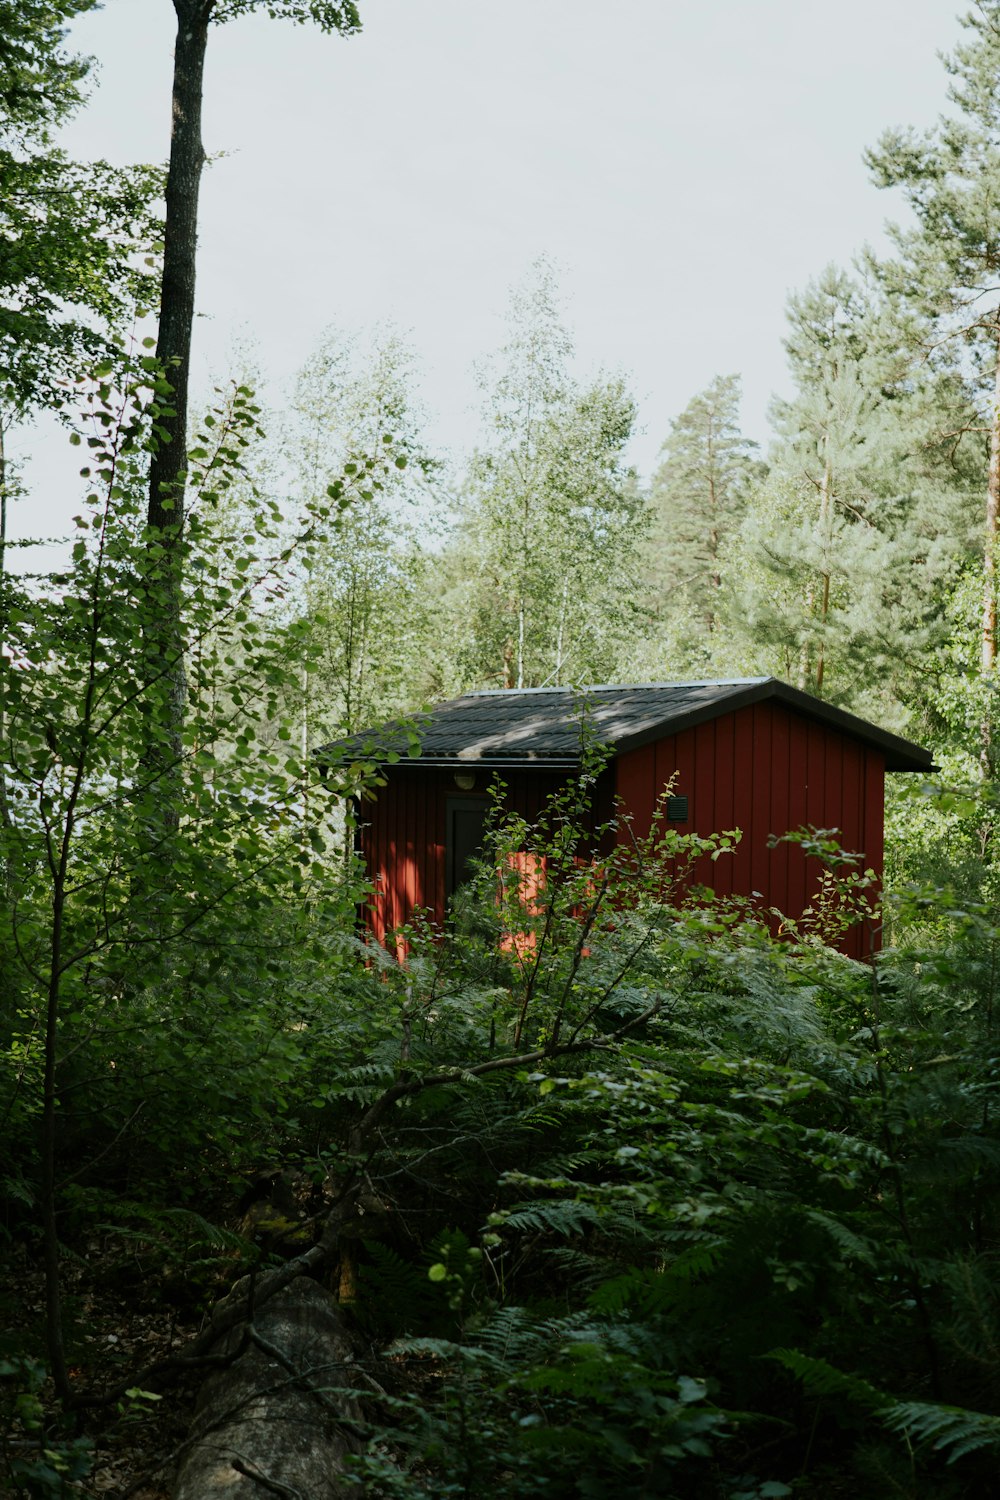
xmin=3 ymin=1235 xmax=204 ymax=1498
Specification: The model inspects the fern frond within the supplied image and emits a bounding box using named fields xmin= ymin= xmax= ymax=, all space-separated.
xmin=802 ymin=1209 xmax=878 ymax=1268
xmin=852 ymin=1440 xmax=926 ymax=1497
xmin=539 ymin=1245 xmax=608 ymax=1289
xmin=884 ymin=1400 xmax=1000 ymax=1462
xmin=767 ymin=1348 xmax=887 ymax=1411
xmin=501 ymin=1200 xmax=602 ymax=1236
xmin=358 ymin=1240 xmax=433 ymax=1333
xmin=589 ymin=1267 xmax=670 ymax=1318
xmin=903 ymin=1132 xmax=1000 ymax=1186
xmin=477 ymin=1306 xmax=595 ymax=1366
xmin=770 ymin=1350 xmax=1000 ymax=1463
xmin=663 ymin=1237 xmax=729 ymax=1283
xmin=588 ymin=1244 xmax=726 ymax=1320
xmin=98 ymin=1202 xmax=251 ymax=1254
xmin=941 ymin=1253 xmax=1000 ymax=1369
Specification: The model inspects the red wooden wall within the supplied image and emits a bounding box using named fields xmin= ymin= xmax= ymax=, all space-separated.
xmin=358 ymin=766 xmax=569 ymax=953
xmin=614 ymin=701 xmax=884 ymax=959
xmin=357 ymin=702 xmax=886 ymax=961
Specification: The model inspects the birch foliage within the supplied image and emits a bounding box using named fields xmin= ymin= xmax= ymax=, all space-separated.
xmin=455 ymin=264 xmax=646 ymax=690
xmin=283 ymin=327 xmax=435 ymax=738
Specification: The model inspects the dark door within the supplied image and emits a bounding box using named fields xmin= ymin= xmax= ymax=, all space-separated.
xmin=446 ymin=797 xmax=490 ymax=896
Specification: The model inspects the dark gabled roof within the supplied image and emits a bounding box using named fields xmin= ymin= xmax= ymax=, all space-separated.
xmin=319 ymin=678 xmax=934 ymax=774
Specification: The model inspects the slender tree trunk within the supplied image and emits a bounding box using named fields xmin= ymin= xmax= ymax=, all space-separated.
xmin=0 ymin=415 xmax=6 ymax=572
xmin=41 ymin=875 xmax=70 ymax=1402
xmin=141 ymin=0 xmax=213 ymax=815
xmin=301 ymin=661 xmax=311 ymax=832
xmin=798 ymin=584 xmax=813 ymax=693
xmin=983 ymin=325 xmax=1000 ymax=679
xmin=150 ymin=0 xmax=212 ymax=535
xmin=40 ymin=464 xmax=113 ymax=1402
xmin=815 ymin=445 xmax=833 ymax=693
xmin=815 ymin=571 xmax=831 ymax=692
xmin=343 ymin=571 xmax=357 ymax=734
xmin=517 ymin=484 xmax=530 ymax=688
xmin=980 ymin=319 xmax=1000 ymax=776
xmin=707 ymin=414 xmax=719 ymax=632
xmin=0 ymin=417 xmax=11 ymax=848
xmin=554 ymin=576 xmax=568 ymax=679
xmin=0 ymin=418 xmax=17 ymax=913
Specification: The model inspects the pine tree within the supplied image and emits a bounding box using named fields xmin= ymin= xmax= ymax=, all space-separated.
xmin=645 ymin=374 xmax=760 ymax=644
xmin=771 ymin=270 xmax=890 ymax=694
xmin=724 ymin=268 xmax=969 ymax=724
xmin=866 ymin=3 xmax=1000 ymax=764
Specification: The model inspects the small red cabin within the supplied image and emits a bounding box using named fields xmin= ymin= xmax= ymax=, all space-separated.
xmin=329 ymin=679 xmax=932 ymax=960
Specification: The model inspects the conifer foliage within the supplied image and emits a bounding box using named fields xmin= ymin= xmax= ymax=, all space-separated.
xmin=646 ymin=373 xmax=760 ymax=648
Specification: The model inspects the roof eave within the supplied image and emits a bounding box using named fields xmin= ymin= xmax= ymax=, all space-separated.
xmin=395 ymin=752 xmax=581 ymax=770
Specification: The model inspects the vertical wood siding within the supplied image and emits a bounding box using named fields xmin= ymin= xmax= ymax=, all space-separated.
xmin=614 ymin=702 xmax=885 ymax=959
xmin=358 ymin=767 xmax=569 ymax=953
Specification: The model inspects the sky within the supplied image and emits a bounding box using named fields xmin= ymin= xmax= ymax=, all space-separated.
xmin=8 ymin=0 xmax=969 ymax=553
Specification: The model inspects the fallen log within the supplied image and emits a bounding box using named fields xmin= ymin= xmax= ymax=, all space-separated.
xmin=172 ymin=1276 xmax=365 ymax=1499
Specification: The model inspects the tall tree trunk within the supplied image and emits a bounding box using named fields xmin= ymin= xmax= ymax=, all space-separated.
xmin=706 ymin=413 xmax=719 ymax=632
xmin=41 ymin=874 xmax=71 ymax=1402
xmin=815 ymin=445 xmax=833 ymax=693
xmin=0 ymin=418 xmax=16 ymax=922
xmin=797 ymin=600 xmax=812 ymax=694
xmin=0 ymin=416 xmax=11 ymax=849
xmin=0 ymin=415 xmax=6 ymax=565
xmin=981 ymin=319 xmax=1000 ymax=776
xmin=141 ymin=0 xmax=213 ymax=819
xmin=502 ymin=640 xmax=514 ymax=690
xmin=554 ymin=576 xmax=568 ymax=679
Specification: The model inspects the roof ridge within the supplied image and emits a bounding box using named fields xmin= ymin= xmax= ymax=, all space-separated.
xmin=466 ymin=677 xmax=769 ymax=698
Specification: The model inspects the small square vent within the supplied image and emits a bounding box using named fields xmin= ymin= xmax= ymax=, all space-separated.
xmin=666 ymin=795 xmax=689 ymax=823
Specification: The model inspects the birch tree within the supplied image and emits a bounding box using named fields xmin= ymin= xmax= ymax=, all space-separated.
xmin=458 ymin=264 xmax=645 ymax=689
xmin=141 ymin=0 xmax=362 ymax=818
xmin=1 ymin=0 xmax=160 ymax=559
xmin=285 ymin=328 xmax=433 ymax=738
xmin=1 ymin=0 xmax=160 ymax=881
